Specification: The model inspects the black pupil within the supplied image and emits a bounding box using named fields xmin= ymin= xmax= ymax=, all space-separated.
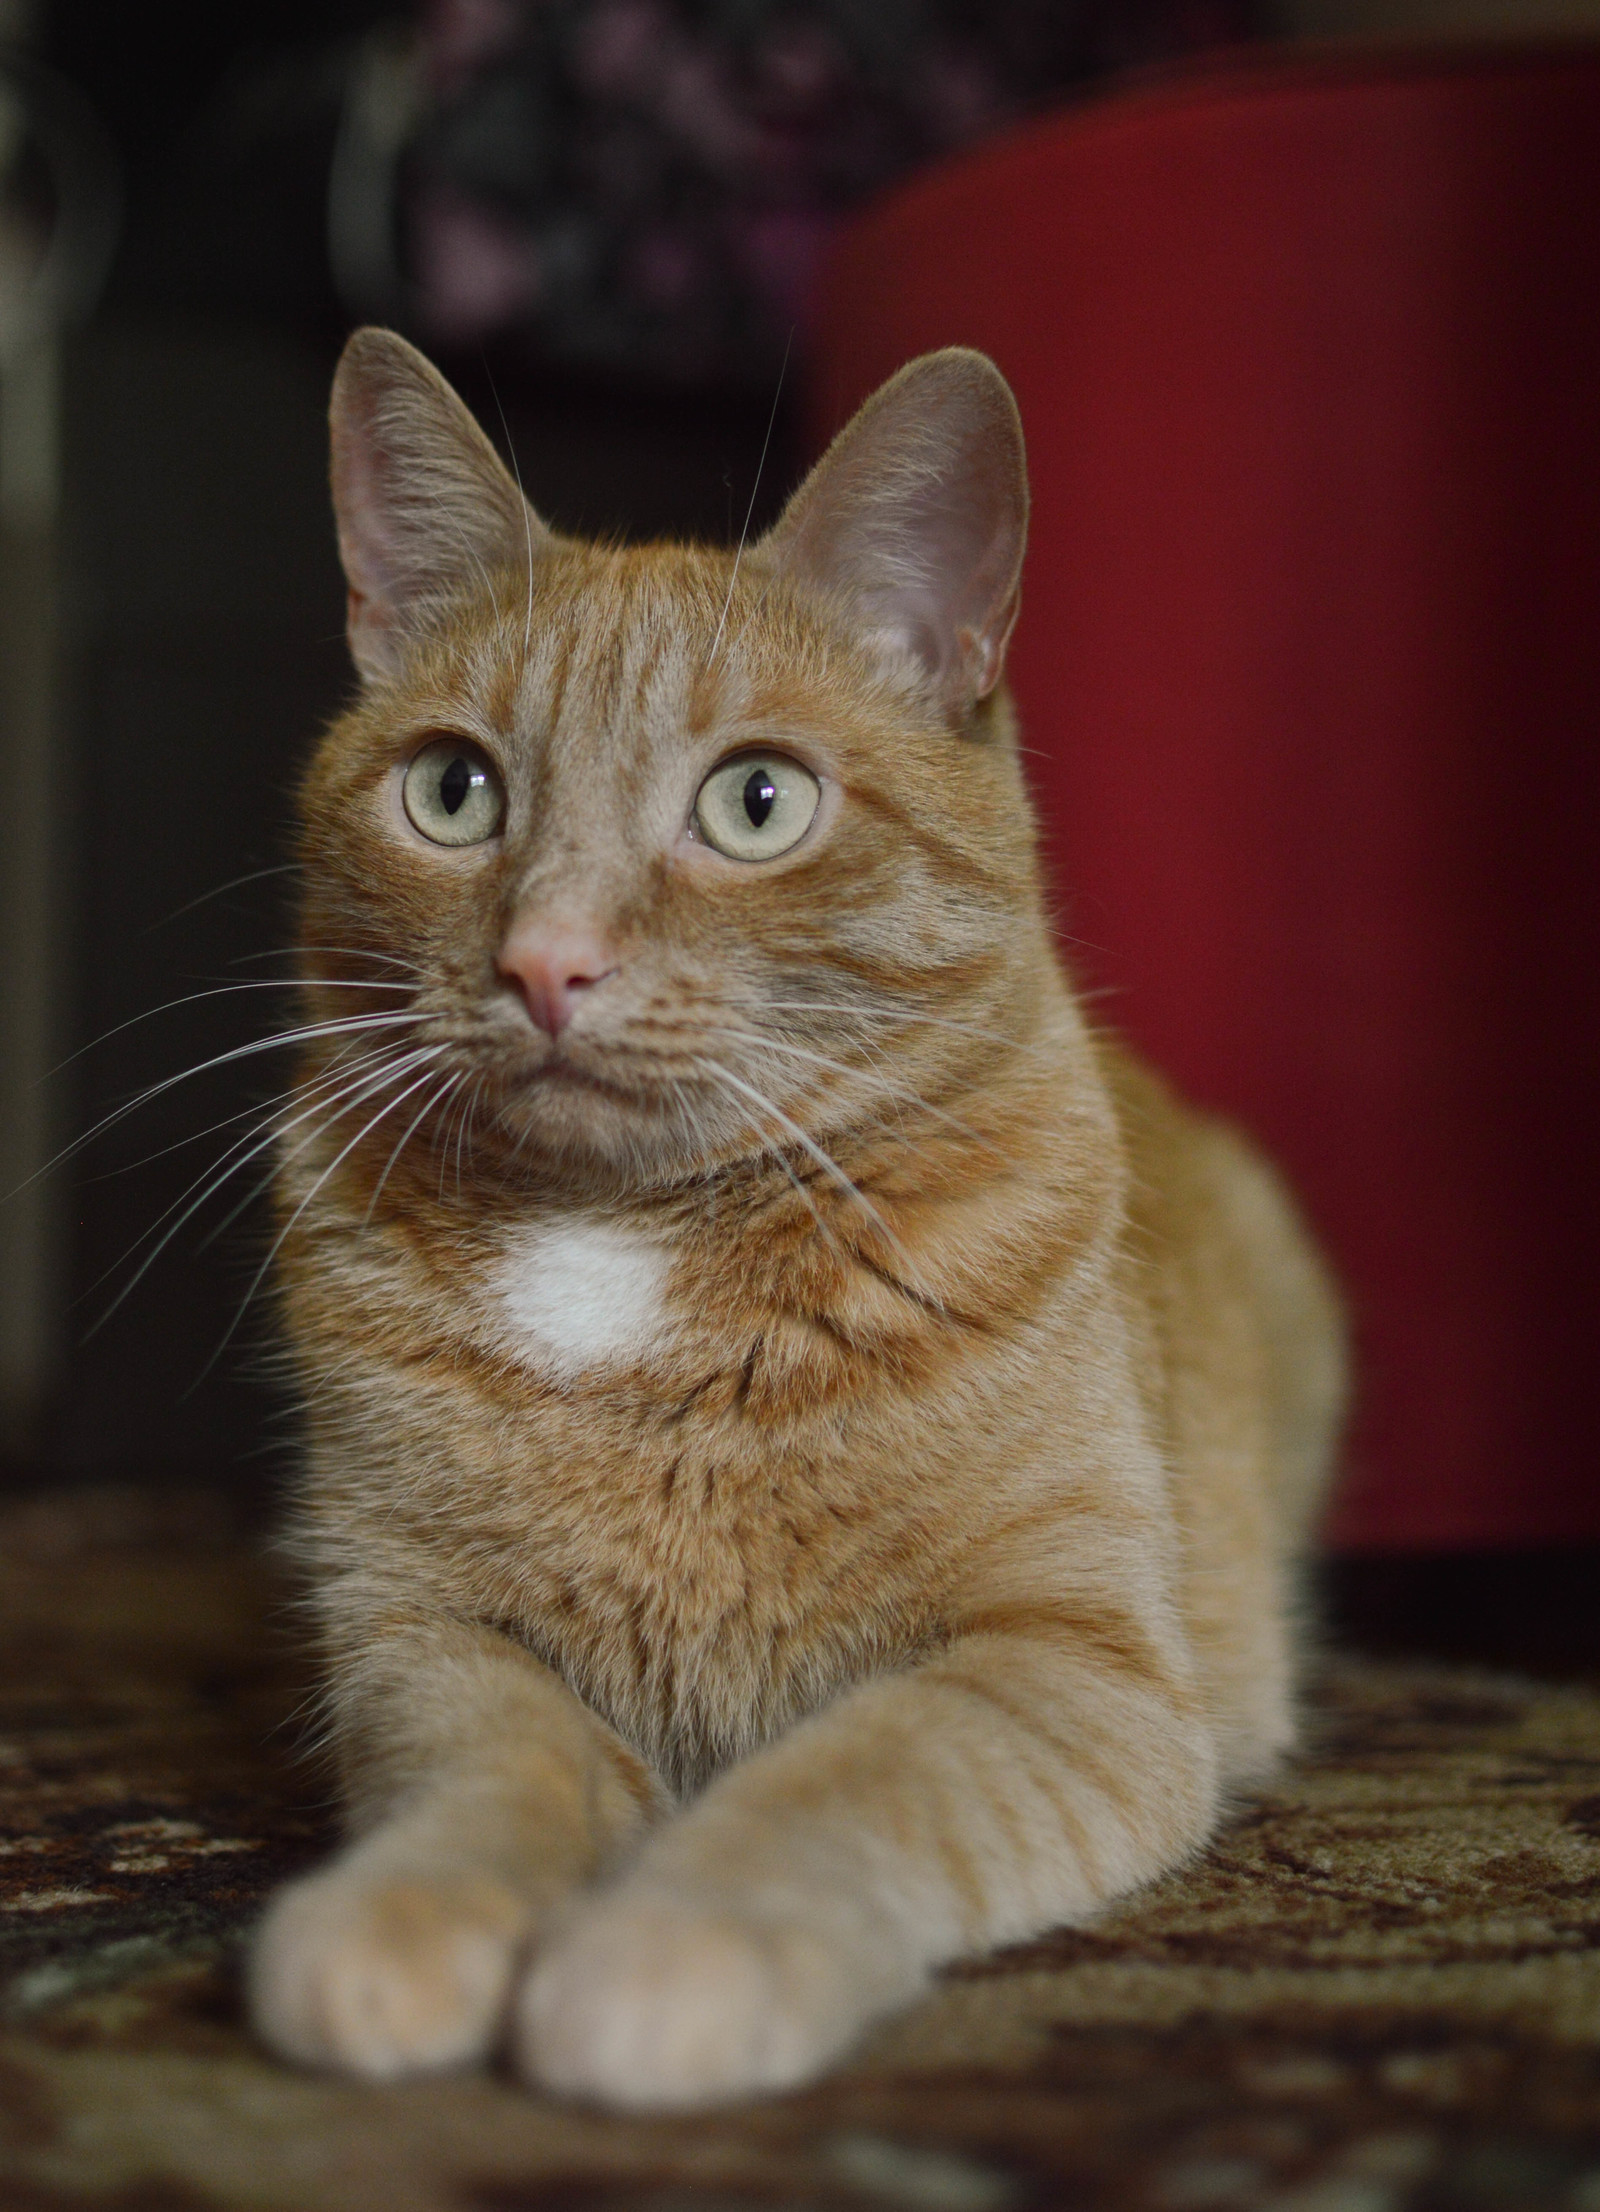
xmin=439 ymin=755 xmax=475 ymax=815
xmin=742 ymin=769 xmax=777 ymax=828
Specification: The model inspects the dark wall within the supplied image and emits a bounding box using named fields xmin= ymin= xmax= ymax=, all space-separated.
xmin=28 ymin=7 xmax=799 ymax=1482
xmin=51 ymin=324 xmax=349 ymax=1474
xmin=47 ymin=318 xmax=799 ymax=1478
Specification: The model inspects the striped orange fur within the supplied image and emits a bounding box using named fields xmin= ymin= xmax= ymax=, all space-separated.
xmin=248 ymin=329 xmax=1347 ymax=2108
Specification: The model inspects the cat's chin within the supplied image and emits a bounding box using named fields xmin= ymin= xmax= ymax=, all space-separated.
xmin=485 ymin=1063 xmax=715 ymax=1190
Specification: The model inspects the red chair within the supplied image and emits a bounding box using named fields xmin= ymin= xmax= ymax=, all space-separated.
xmin=807 ymin=46 xmax=1600 ymax=1551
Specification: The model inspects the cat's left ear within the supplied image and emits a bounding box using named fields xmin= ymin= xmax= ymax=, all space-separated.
xmin=330 ymin=326 xmax=549 ymax=684
xmin=756 ymin=348 xmax=1027 ymax=720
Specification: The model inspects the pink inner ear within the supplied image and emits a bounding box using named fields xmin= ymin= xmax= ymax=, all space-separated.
xmin=334 ymin=450 xmax=389 ymax=602
xmin=759 ymin=349 xmax=1027 ymax=715
xmin=334 ymin=428 xmax=410 ymax=680
xmin=342 ymin=584 xmax=398 ymax=685
xmin=967 ymin=606 xmax=1019 ymax=703
xmin=327 ymin=326 xmax=551 ymax=684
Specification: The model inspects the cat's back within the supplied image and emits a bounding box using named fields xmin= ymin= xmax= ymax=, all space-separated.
xmin=1098 ymin=1037 xmax=1347 ymax=1769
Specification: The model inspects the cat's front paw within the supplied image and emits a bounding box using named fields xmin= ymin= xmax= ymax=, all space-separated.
xmin=515 ymin=1886 xmax=878 ymax=2111
xmin=250 ymin=1864 xmax=531 ymax=2080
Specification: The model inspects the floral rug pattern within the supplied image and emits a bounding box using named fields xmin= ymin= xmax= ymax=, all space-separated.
xmin=5 ymin=1487 xmax=1600 ymax=2211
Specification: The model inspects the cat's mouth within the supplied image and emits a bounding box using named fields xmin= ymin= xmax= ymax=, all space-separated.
xmin=525 ymin=1058 xmax=624 ymax=1096
xmin=477 ymin=1016 xmax=787 ymax=1176
xmin=475 ymin=1042 xmax=718 ymax=1181
xmin=509 ymin=1048 xmax=673 ymax=1113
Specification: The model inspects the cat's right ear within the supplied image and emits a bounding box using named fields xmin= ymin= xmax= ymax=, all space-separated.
xmin=329 ymin=327 xmax=548 ymax=684
xmin=755 ymin=348 xmax=1027 ymax=722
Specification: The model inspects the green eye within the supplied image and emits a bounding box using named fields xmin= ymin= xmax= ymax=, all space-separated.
xmin=402 ymin=738 xmax=505 ymax=847
xmin=694 ymin=753 xmax=820 ymax=862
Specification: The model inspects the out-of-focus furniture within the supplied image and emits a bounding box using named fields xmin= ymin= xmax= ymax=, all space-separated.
xmin=807 ymin=46 xmax=1600 ymax=1550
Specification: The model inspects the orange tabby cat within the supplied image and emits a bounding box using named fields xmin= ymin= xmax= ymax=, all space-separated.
xmin=248 ymin=327 xmax=1346 ymax=2109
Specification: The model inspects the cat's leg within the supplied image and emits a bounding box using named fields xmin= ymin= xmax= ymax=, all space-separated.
xmin=250 ymin=1614 xmax=664 ymax=2080
xmin=517 ymin=1603 xmax=1219 ymax=2109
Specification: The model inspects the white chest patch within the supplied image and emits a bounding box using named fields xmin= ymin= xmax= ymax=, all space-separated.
xmin=489 ymin=1216 xmax=673 ymax=1380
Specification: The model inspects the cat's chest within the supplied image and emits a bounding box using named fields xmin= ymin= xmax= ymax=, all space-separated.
xmin=386 ymin=1208 xmax=951 ymax=1788
xmin=483 ymin=1214 xmax=677 ymax=1380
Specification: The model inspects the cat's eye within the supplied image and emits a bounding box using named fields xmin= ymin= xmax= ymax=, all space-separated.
xmin=693 ymin=753 xmax=820 ymax=862
xmin=402 ymin=738 xmax=505 ymax=847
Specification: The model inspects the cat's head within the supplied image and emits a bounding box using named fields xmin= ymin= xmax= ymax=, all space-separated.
xmin=296 ymin=329 xmax=1050 ymax=1201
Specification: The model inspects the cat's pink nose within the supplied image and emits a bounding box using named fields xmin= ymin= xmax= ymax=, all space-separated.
xmin=496 ymin=925 xmax=618 ymax=1037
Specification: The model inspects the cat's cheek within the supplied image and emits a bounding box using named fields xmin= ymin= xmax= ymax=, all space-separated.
xmin=514 ymin=1887 xmax=897 ymax=2110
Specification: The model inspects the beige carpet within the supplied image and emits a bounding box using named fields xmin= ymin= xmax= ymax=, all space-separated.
xmin=4 ymin=1486 xmax=1600 ymax=2212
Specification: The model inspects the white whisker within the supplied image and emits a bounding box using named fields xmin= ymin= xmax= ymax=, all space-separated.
xmin=88 ymin=1028 xmax=419 ymax=1208
xmin=486 ymin=369 xmax=537 ymax=665
xmin=195 ymin=1058 xmax=451 ymax=1381
xmin=760 ymin=997 xmax=1044 ymax=1056
xmin=6 ymin=1012 xmax=433 ymax=1208
xmin=442 ymin=1071 xmax=486 ymax=1203
xmin=83 ymin=1046 xmax=440 ymax=1333
xmin=690 ymin=1063 xmax=851 ymax=1261
xmin=695 ymin=1056 xmax=885 ymax=1240
xmin=363 ymin=1070 xmax=463 ymax=1227
xmin=80 ymin=1032 xmax=399 ymax=1182
xmin=700 ymin=1024 xmax=989 ymax=1152
xmin=233 ymin=946 xmax=423 ymax=974
xmin=47 ymin=978 xmax=419 ymax=1082
xmin=197 ymin=1047 xmax=444 ymax=1255
xmin=706 ymin=326 xmax=791 ymax=669
xmin=144 ymin=862 xmax=300 ymax=932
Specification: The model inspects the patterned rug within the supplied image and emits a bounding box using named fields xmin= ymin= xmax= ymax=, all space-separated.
xmin=5 ymin=1486 xmax=1600 ymax=2212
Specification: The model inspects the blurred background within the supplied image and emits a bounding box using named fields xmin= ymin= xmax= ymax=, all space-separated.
xmin=0 ymin=0 xmax=1596 ymax=1593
